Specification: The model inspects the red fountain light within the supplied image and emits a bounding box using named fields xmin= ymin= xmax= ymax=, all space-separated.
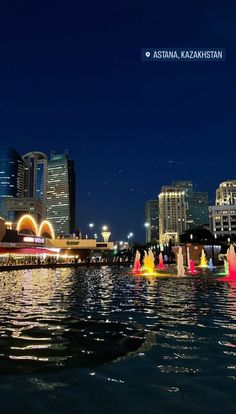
xmin=157 ymin=253 xmax=165 ymax=270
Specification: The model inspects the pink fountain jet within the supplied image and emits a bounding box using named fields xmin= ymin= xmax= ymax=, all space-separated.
xmin=219 ymin=245 xmax=236 ymax=282
xmin=157 ymin=252 xmax=165 ymax=270
xmin=188 ymin=259 xmax=197 ymax=275
xmin=189 ymin=259 xmax=196 ymax=275
xmin=226 ymin=245 xmax=236 ymax=280
xmin=133 ymin=250 xmax=141 ymax=273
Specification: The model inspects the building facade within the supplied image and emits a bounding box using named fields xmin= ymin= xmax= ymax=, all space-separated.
xmin=172 ymin=181 xmax=209 ymax=228
xmin=23 ymin=151 xmax=48 ymax=218
xmin=2 ymin=197 xmax=43 ymax=224
xmin=216 ymin=181 xmax=236 ymax=206
xmin=0 ymin=147 xmax=24 ymax=215
xmin=145 ymin=199 xmax=159 ymax=243
xmin=192 ymin=192 xmax=209 ymax=226
xmin=209 ymin=180 xmax=236 ymax=239
xmin=158 ymin=186 xmax=187 ymax=244
xmin=46 ymin=152 xmax=76 ymax=236
xmin=209 ymin=205 xmax=236 ymax=239
xmin=172 ymin=181 xmax=194 ymax=228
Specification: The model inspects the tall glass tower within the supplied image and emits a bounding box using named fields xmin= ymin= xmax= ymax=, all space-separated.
xmin=145 ymin=200 xmax=159 ymax=243
xmin=23 ymin=151 xmax=48 ymax=218
xmin=0 ymin=147 xmax=24 ymax=215
xmin=46 ymin=152 xmax=76 ymax=236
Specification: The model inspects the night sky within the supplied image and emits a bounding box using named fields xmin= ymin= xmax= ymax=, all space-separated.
xmin=0 ymin=0 xmax=236 ymax=242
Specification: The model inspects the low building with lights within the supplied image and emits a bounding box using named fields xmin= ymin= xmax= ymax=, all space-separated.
xmin=0 ymin=214 xmax=114 ymax=264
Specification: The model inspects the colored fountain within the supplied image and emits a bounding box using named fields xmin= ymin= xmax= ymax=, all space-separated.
xmin=177 ymin=247 xmax=185 ymax=276
xmin=144 ymin=249 xmax=155 ymax=274
xmin=157 ymin=252 xmax=165 ymax=270
xmin=224 ymin=259 xmax=229 ymax=275
xmin=226 ymin=245 xmax=236 ymax=280
xmin=133 ymin=250 xmax=141 ymax=273
xmin=143 ymin=251 xmax=148 ymax=268
xmin=199 ymin=249 xmax=208 ymax=268
xmin=141 ymin=249 xmax=155 ymax=274
xmin=208 ymin=258 xmax=214 ymax=271
xmin=188 ymin=259 xmax=196 ymax=275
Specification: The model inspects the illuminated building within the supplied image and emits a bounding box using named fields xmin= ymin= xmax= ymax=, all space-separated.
xmin=46 ymin=152 xmax=76 ymax=236
xmin=172 ymin=181 xmax=209 ymax=228
xmin=192 ymin=192 xmax=209 ymax=226
xmin=209 ymin=181 xmax=236 ymax=239
xmin=0 ymin=147 xmax=24 ymax=215
xmin=145 ymin=200 xmax=159 ymax=243
xmin=0 ymin=215 xmax=114 ymax=263
xmin=216 ymin=181 xmax=236 ymax=206
xmin=23 ymin=151 xmax=48 ymax=218
xmin=2 ymin=197 xmax=43 ymax=223
xmin=158 ymin=185 xmax=187 ymax=244
xmin=172 ymin=181 xmax=193 ymax=228
xmin=209 ymin=205 xmax=236 ymax=239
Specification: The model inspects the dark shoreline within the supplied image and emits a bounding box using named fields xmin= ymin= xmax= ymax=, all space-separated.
xmin=0 ymin=262 xmax=131 ymax=272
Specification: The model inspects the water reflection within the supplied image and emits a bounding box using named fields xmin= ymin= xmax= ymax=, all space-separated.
xmin=1 ymin=267 xmax=236 ymax=386
xmin=0 ymin=268 xmax=146 ymax=374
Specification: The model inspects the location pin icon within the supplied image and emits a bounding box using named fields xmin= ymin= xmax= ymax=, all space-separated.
xmin=145 ymin=51 xmax=150 ymax=58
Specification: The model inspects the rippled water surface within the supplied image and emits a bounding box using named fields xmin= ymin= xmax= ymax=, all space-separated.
xmin=0 ymin=266 xmax=236 ymax=413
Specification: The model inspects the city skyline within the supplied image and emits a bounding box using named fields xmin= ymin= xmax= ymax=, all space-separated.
xmin=0 ymin=2 xmax=236 ymax=241
xmin=1 ymin=144 xmax=236 ymax=242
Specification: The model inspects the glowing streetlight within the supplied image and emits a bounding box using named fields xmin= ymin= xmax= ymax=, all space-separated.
xmin=88 ymin=223 xmax=95 ymax=239
xmin=144 ymin=223 xmax=150 ymax=243
xmin=101 ymin=226 xmax=111 ymax=242
xmin=128 ymin=232 xmax=133 ymax=247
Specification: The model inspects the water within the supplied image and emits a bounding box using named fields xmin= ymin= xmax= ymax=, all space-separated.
xmin=0 ymin=267 xmax=236 ymax=414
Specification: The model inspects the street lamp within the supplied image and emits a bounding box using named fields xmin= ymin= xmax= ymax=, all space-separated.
xmin=101 ymin=226 xmax=111 ymax=242
xmin=88 ymin=223 xmax=94 ymax=238
xmin=128 ymin=232 xmax=133 ymax=247
xmin=144 ymin=222 xmax=150 ymax=243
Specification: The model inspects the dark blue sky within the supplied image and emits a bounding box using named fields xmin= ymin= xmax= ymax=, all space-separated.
xmin=0 ymin=0 xmax=236 ymax=242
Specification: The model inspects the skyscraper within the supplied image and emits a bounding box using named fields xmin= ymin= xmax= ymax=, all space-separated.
xmin=23 ymin=151 xmax=48 ymax=218
xmin=0 ymin=147 xmax=24 ymax=215
xmin=158 ymin=185 xmax=187 ymax=244
xmin=46 ymin=152 xmax=76 ymax=236
xmin=172 ymin=181 xmax=209 ymax=228
xmin=192 ymin=192 xmax=209 ymax=226
xmin=145 ymin=200 xmax=159 ymax=243
xmin=172 ymin=181 xmax=194 ymax=228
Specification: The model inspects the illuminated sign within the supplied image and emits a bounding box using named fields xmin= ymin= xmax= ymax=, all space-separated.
xmin=23 ymin=236 xmax=45 ymax=244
